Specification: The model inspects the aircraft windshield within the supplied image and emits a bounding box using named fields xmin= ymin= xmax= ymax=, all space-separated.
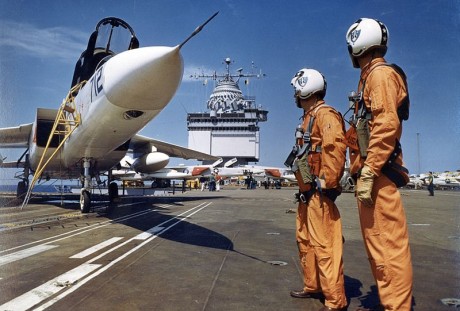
xmin=95 ymin=18 xmax=137 ymax=55
xmin=71 ymin=17 xmax=139 ymax=89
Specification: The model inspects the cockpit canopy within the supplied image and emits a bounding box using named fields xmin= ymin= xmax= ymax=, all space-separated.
xmin=71 ymin=17 xmax=139 ymax=89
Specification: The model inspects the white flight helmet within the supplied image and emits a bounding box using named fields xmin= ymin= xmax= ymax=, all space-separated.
xmin=346 ymin=18 xmax=389 ymax=68
xmin=291 ymin=68 xmax=327 ymax=107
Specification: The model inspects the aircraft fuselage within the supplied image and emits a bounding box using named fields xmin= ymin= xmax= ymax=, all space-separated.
xmin=28 ymin=46 xmax=183 ymax=178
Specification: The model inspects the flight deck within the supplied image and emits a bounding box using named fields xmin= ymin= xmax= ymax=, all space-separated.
xmin=0 ymin=187 xmax=458 ymax=310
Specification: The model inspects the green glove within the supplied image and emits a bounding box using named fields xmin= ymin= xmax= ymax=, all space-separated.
xmin=357 ymin=165 xmax=375 ymax=206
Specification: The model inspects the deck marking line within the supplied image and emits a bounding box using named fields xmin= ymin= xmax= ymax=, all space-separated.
xmin=85 ymin=202 xmax=211 ymax=264
xmin=70 ymin=237 xmax=124 ymax=259
xmin=34 ymin=202 xmax=212 ymax=311
xmin=0 ymin=263 xmax=100 ymax=311
xmin=0 ymin=245 xmax=59 ymax=267
xmin=0 ymin=206 xmax=154 ymax=255
xmin=134 ymin=227 xmax=165 ymax=240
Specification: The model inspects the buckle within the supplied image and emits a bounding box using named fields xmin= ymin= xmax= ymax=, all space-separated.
xmin=299 ymin=193 xmax=307 ymax=203
xmin=294 ymin=192 xmax=307 ymax=203
xmin=303 ymin=132 xmax=311 ymax=144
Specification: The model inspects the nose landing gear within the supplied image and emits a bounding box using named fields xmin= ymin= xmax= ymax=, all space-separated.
xmin=79 ymin=158 xmax=92 ymax=213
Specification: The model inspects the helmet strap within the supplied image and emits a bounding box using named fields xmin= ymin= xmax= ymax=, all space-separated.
xmin=295 ymin=95 xmax=302 ymax=108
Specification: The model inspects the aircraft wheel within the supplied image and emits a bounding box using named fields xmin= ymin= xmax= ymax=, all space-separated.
xmin=108 ymin=182 xmax=118 ymax=203
xmin=80 ymin=190 xmax=91 ymax=213
xmin=16 ymin=181 xmax=27 ymax=202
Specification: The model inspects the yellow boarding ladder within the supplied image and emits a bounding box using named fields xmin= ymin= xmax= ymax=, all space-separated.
xmin=21 ymin=81 xmax=86 ymax=209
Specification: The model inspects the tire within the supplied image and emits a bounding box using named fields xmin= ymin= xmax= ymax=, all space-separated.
xmin=80 ymin=190 xmax=91 ymax=213
xmin=108 ymin=182 xmax=118 ymax=203
xmin=16 ymin=181 xmax=28 ymax=203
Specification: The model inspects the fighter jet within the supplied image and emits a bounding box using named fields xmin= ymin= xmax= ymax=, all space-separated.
xmin=408 ymin=172 xmax=460 ymax=190
xmin=0 ymin=14 xmax=219 ymax=212
xmin=0 ymin=154 xmax=6 ymax=165
xmin=113 ymin=156 xmax=265 ymax=182
xmin=426 ymin=173 xmax=460 ymax=189
xmin=264 ymin=160 xmax=355 ymax=192
xmin=144 ymin=165 xmax=265 ymax=180
xmin=263 ymin=167 xmax=296 ymax=181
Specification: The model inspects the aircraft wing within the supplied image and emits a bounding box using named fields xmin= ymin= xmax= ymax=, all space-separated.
xmin=130 ymin=134 xmax=219 ymax=161
xmin=0 ymin=123 xmax=33 ymax=148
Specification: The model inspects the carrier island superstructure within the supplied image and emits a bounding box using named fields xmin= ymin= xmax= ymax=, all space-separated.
xmin=187 ymin=58 xmax=268 ymax=166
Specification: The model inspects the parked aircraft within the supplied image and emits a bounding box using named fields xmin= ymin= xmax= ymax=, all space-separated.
xmin=262 ymin=167 xmax=295 ymax=181
xmin=0 ymin=14 xmax=219 ymax=212
xmin=408 ymin=172 xmax=460 ymax=189
xmin=426 ymin=173 xmax=460 ymax=189
xmin=113 ymin=156 xmax=264 ymax=182
xmin=0 ymin=154 xmax=6 ymax=165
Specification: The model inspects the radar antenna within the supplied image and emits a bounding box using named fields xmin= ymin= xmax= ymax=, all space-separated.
xmin=190 ymin=57 xmax=265 ymax=84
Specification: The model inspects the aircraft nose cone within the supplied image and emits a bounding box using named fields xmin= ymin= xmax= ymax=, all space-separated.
xmin=103 ymin=46 xmax=183 ymax=110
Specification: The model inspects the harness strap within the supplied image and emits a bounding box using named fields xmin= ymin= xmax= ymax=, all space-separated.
xmin=357 ymin=63 xmax=410 ymax=122
xmin=296 ymin=104 xmax=330 ymax=156
xmin=297 ymin=104 xmax=344 ymax=204
xmin=354 ymin=63 xmax=410 ymax=160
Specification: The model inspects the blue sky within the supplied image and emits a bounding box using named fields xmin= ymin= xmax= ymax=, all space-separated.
xmin=0 ymin=0 xmax=459 ymax=181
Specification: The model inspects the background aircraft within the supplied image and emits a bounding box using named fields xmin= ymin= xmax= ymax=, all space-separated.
xmin=408 ymin=172 xmax=460 ymax=190
xmin=113 ymin=156 xmax=265 ymax=184
xmin=262 ymin=162 xmax=355 ymax=192
xmin=262 ymin=167 xmax=295 ymax=182
xmin=0 ymin=14 xmax=219 ymax=212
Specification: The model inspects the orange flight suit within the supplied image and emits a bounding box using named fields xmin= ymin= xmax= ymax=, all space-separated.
xmin=295 ymin=101 xmax=347 ymax=310
xmin=349 ymin=58 xmax=413 ymax=311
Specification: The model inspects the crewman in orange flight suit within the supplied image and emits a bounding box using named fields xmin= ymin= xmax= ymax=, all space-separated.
xmin=288 ymin=68 xmax=347 ymax=311
xmin=345 ymin=18 xmax=413 ymax=311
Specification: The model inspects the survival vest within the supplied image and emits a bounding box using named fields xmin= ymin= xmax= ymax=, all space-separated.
xmin=285 ymin=104 xmax=344 ymax=199
xmin=349 ymin=63 xmax=410 ymax=187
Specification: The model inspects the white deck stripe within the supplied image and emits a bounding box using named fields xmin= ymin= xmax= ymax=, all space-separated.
xmin=133 ymin=226 xmax=165 ymax=240
xmin=0 ymin=263 xmax=101 ymax=311
xmin=0 ymin=203 xmax=153 ymax=255
xmin=70 ymin=237 xmax=124 ymax=259
xmin=34 ymin=202 xmax=212 ymax=311
xmin=0 ymin=245 xmax=58 ymax=267
xmin=0 ymin=202 xmax=211 ymax=311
